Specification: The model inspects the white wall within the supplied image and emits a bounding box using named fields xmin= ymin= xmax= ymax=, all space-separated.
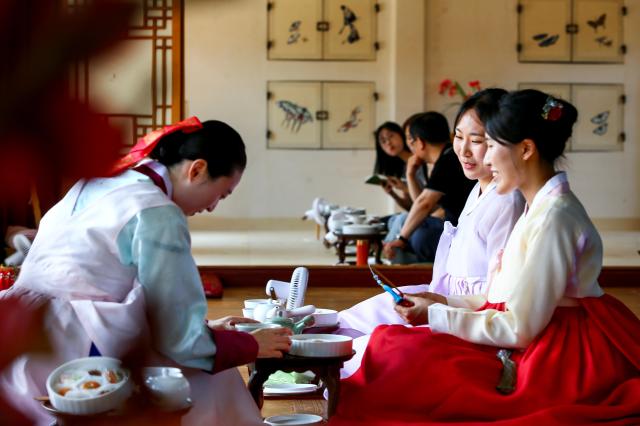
xmin=185 ymin=0 xmax=424 ymax=218
xmin=424 ymin=0 xmax=640 ymax=221
xmin=185 ymin=0 xmax=639 ymax=222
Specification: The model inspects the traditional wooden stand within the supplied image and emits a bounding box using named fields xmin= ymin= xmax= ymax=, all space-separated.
xmin=247 ymin=351 xmax=355 ymax=418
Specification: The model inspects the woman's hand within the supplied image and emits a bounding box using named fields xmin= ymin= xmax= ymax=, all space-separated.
xmin=383 ymin=238 xmax=406 ymax=260
xmin=382 ymin=180 xmax=394 ymax=195
xmin=394 ymin=293 xmax=447 ymax=325
xmin=251 ymin=327 xmax=292 ymax=358
xmin=387 ymin=176 xmax=408 ymax=193
xmin=206 ymin=316 xmax=257 ymax=331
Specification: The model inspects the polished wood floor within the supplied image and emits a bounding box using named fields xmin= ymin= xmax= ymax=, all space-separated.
xmin=208 ymin=286 xmax=640 ymax=420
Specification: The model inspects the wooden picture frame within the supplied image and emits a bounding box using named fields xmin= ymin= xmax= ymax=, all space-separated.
xmin=573 ymin=0 xmax=624 ymax=63
xmin=267 ymin=0 xmax=377 ymax=61
xmin=571 ymin=84 xmax=624 ymax=151
xmin=267 ymin=0 xmax=323 ymax=60
xmin=322 ymin=82 xmax=376 ymax=149
xmin=323 ymin=0 xmax=377 ymax=60
xmin=267 ymin=80 xmax=376 ymax=149
xmin=518 ymin=0 xmax=572 ymax=62
xmin=267 ymin=81 xmax=322 ymax=149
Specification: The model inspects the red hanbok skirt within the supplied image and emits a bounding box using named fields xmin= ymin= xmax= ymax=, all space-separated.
xmin=329 ymin=294 xmax=640 ymax=425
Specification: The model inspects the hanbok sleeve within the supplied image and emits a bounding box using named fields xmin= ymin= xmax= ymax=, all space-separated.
xmin=117 ymin=205 xmax=257 ymax=371
xmin=480 ymin=191 xmax=525 ymax=278
xmin=428 ymin=206 xmax=575 ymax=348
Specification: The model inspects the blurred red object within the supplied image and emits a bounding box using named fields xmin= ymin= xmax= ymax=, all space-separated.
xmin=0 ymin=266 xmax=18 ymax=290
xmin=202 ymin=274 xmax=224 ymax=299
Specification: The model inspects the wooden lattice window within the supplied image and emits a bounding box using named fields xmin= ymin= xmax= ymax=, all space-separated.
xmin=66 ymin=0 xmax=184 ymax=146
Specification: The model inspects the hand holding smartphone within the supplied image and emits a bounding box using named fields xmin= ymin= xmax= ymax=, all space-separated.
xmin=368 ymin=265 xmax=414 ymax=307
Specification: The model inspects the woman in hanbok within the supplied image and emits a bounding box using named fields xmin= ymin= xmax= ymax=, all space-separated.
xmin=339 ymin=89 xmax=524 ymax=337
xmin=0 ymin=117 xmax=290 ymax=426
xmin=328 ymin=90 xmax=640 ymax=425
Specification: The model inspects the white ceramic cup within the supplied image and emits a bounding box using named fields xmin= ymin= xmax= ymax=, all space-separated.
xmin=242 ymin=308 xmax=254 ymax=319
xmin=244 ymin=298 xmax=271 ymax=309
xmin=143 ymin=367 xmax=191 ymax=411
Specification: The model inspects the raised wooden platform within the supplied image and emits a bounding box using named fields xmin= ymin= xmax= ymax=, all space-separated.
xmin=200 ymin=265 xmax=640 ymax=288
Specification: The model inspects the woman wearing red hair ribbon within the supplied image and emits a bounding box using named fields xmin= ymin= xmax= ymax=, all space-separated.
xmin=0 ymin=118 xmax=290 ymax=425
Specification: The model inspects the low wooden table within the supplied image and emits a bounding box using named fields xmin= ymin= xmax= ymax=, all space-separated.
xmin=334 ymin=231 xmax=386 ymax=264
xmin=247 ymin=352 xmax=355 ymax=418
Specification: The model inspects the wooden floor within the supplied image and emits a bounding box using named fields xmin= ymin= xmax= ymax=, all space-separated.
xmin=207 ymin=286 xmax=640 ymax=420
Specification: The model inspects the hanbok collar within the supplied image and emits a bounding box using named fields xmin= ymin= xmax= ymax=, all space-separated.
xmin=527 ymin=171 xmax=569 ymax=214
xmin=138 ymin=159 xmax=173 ymax=197
xmin=464 ymin=181 xmax=497 ymax=216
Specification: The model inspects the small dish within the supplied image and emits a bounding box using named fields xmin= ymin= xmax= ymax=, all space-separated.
xmin=289 ymin=334 xmax=352 ymax=358
xmin=244 ymin=299 xmax=273 ymax=308
xmin=46 ymin=356 xmax=132 ymax=416
xmin=341 ymin=224 xmax=378 ymax=235
xmin=263 ymin=383 xmax=319 ymax=395
xmin=311 ymin=309 xmax=338 ymax=327
xmin=235 ymin=323 xmax=283 ymax=333
xmin=264 ymin=413 xmax=324 ymax=425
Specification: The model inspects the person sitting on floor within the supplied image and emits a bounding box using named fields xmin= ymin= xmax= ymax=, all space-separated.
xmin=328 ymin=90 xmax=640 ymax=426
xmin=0 ymin=117 xmax=291 ymax=426
xmin=383 ymin=111 xmax=476 ymax=263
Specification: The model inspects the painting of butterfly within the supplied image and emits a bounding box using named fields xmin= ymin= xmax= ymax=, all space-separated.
xmin=337 ymin=106 xmax=362 ymax=133
xmin=591 ymin=110 xmax=609 ymax=136
xmin=532 ymin=33 xmax=560 ymax=47
xmin=587 ymin=13 xmax=606 ymax=32
xmin=595 ymin=36 xmax=613 ymax=47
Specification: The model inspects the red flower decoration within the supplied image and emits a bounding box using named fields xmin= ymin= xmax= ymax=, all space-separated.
xmin=438 ymin=79 xmax=452 ymax=95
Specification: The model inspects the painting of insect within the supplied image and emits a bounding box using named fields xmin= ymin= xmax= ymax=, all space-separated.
xmin=276 ymin=100 xmax=314 ymax=133
xmin=587 ymin=13 xmax=606 ymax=32
xmin=532 ymin=33 xmax=560 ymax=48
xmin=337 ymin=106 xmax=363 ymax=133
xmin=591 ymin=110 xmax=609 ymax=136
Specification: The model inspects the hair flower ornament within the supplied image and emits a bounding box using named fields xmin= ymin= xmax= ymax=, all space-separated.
xmin=541 ymin=97 xmax=563 ymax=121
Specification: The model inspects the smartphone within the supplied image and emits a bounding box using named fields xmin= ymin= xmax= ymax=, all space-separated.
xmin=368 ymin=265 xmax=414 ymax=307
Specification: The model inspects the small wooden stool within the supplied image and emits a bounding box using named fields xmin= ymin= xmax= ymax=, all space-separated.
xmin=247 ymin=352 xmax=354 ymax=418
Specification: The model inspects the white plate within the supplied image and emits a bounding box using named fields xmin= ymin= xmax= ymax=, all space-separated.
xmin=264 ymin=413 xmax=324 ymax=425
xmin=263 ymin=383 xmax=319 ymax=395
xmin=341 ymin=224 xmax=378 ymax=235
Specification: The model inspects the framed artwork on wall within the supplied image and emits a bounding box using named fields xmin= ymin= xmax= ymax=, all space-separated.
xmin=267 ymin=0 xmax=378 ymax=60
xmin=323 ymin=0 xmax=377 ymax=60
xmin=518 ymin=0 xmax=572 ymax=62
xmin=322 ymin=82 xmax=376 ymax=148
xmin=267 ymin=81 xmax=322 ymax=149
xmin=573 ymin=0 xmax=624 ymax=63
xmin=517 ymin=0 xmax=625 ymax=63
xmin=267 ymin=81 xmax=376 ymax=149
xmin=518 ymin=82 xmax=624 ymax=152
xmin=267 ymin=0 xmax=323 ymax=60
xmin=571 ymin=84 xmax=624 ymax=151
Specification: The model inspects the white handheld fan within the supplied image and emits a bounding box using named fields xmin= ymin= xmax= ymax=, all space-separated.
xmin=287 ymin=267 xmax=308 ymax=310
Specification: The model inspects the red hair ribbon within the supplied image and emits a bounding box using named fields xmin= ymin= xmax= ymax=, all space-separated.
xmin=109 ymin=116 xmax=203 ymax=175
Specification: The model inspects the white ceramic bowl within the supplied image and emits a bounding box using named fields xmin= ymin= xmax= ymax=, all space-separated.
xmin=289 ymin=334 xmax=352 ymax=358
xmin=311 ymin=309 xmax=338 ymax=327
xmin=264 ymin=413 xmax=324 ymax=425
xmin=142 ymin=367 xmax=191 ymax=411
xmin=235 ymin=322 xmax=283 ymax=333
xmin=46 ymin=356 xmax=132 ymax=415
xmin=244 ymin=298 xmax=273 ymax=308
